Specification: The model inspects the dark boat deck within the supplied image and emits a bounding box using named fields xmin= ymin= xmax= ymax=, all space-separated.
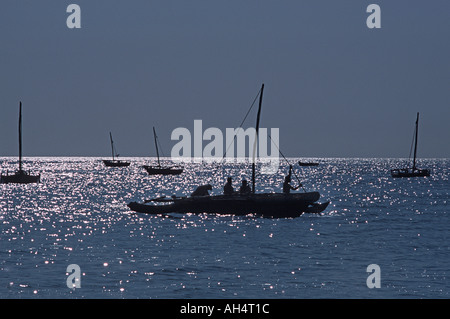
xmin=128 ymin=192 xmax=329 ymax=218
xmin=391 ymin=168 xmax=430 ymax=178
xmin=298 ymin=162 xmax=319 ymax=167
xmin=1 ymin=170 xmax=40 ymax=184
xmin=143 ymin=165 xmax=183 ymax=175
xmin=103 ymin=159 xmax=130 ymax=167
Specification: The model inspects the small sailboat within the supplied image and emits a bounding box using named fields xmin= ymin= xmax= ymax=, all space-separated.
xmin=298 ymin=161 xmax=319 ymax=167
xmin=129 ymin=84 xmax=329 ymax=217
xmin=391 ymin=112 xmax=430 ymax=178
xmin=102 ymin=132 xmax=130 ymax=167
xmin=1 ymin=102 xmax=40 ymax=184
xmin=142 ymin=127 xmax=183 ymax=175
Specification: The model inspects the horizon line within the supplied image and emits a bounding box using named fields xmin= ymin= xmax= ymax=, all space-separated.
xmin=1 ymin=155 xmax=449 ymax=159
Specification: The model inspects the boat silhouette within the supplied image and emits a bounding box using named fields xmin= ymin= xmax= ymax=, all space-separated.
xmin=1 ymin=102 xmax=40 ymax=184
xmin=102 ymin=132 xmax=130 ymax=167
xmin=391 ymin=112 xmax=430 ymax=178
xmin=298 ymin=161 xmax=319 ymax=167
xmin=128 ymin=84 xmax=329 ymax=218
xmin=142 ymin=127 xmax=183 ymax=175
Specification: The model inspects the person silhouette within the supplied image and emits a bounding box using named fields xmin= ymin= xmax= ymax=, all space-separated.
xmin=239 ymin=179 xmax=251 ymax=195
xmin=224 ymin=177 xmax=234 ymax=195
xmin=283 ymin=165 xmax=301 ymax=194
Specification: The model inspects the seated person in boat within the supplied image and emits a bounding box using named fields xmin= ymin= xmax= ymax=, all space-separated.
xmin=239 ymin=179 xmax=251 ymax=195
xmin=283 ymin=165 xmax=301 ymax=194
xmin=224 ymin=177 xmax=234 ymax=195
xmin=191 ymin=184 xmax=212 ymax=196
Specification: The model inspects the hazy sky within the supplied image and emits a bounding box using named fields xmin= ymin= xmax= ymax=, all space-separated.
xmin=1 ymin=0 xmax=449 ymax=158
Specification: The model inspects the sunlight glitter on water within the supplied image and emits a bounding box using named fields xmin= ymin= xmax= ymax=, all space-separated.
xmin=0 ymin=157 xmax=448 ymax=298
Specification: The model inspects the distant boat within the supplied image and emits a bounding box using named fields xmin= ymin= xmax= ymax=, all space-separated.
xmin=102 ymin=132 xmax=130 ymax=167
xmin=142 ymin=127 xmax=183 ymax=175
xmin=129 ymin=84 xmax=329 ymax=218
xmin=391 ymin=112 xmax=430 ymax=178
xmin=298 ymin=161 xmax=319 ymax=167
xmin=1 ymin=102 xmax=40 ymax=184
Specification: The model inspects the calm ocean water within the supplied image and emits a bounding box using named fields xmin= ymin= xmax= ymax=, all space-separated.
xmin=0 ymin=157 xmax=448 ymax=299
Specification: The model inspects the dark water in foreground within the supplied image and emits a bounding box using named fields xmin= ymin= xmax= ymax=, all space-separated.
xmin=0 ymin=157 xmax=448 ymax=298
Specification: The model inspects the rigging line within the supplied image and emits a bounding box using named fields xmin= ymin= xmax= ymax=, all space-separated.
xmin=407 ymin=123 xmax=416 ymax=168
xmin=208 ymin=86 xmax=262 ymax=186
xmin=157 ymin=136 xmax=166 ymax=158
xmin=113 ymin=143 xmax=119 ymax=157
xmin=220 ymin=86 xmax=262 ymax=162
xmin=268 ymin=134 xmax=307 ymax=193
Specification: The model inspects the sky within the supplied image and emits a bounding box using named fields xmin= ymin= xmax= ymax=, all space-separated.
xmin=1 ymin=0 xmax=449 ymax=158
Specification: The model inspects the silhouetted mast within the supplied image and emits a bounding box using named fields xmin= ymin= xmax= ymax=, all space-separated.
xmin=18 ymin=102 xmax=22 ymax=172
xmin=252 ymin=84 xmax=264 ymax=194
xmin=153 ymin=127 xmax=161 ymax=167
xmin=413 ymin=112 xmax=419 ymax=171
xmin=109 ymin=132 xmax=115 ymax=161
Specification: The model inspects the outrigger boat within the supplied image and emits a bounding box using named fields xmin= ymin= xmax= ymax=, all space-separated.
xmin=1 ymin=102 xmax=40 ymax=184
xmin=128 ymin=193 xmax=329 ymax=218
xmin=142 ymin=127 xmax=183 ymax=175
xmin=102 ymin=132 xmax=130 ymax=167
xmin=391 ymin=112 xmax=430 ymax=178
xmin=128 ymin=84 xmax=329 ymax=218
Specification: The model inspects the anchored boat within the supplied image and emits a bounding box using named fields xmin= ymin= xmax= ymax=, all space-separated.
xmin=391 ymin=112 xmax=430 ymax=178
xmin=1 ymin=102 xmax=40 ymax=184
xmin=142 ymin=127 xmax=183 ymax=175
xmin=102 ymin=132 xmax=130 ymax=167
xmin=298 ymin=161 xmax=319 ymax=167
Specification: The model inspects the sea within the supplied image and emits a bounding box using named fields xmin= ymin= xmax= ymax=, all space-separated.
xmin=0 ymin=157 xmax=448 ymax=299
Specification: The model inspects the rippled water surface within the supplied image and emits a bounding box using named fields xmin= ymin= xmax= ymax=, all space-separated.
xmin=1 ymin=157 xmax=448 ymax=298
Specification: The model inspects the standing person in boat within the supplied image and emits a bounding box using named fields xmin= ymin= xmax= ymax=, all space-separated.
xmin=239 ymin=179 xmax=251 ymax=195
xmin=191 ymin=184 xmax=213 ymax=197
xmin=224 ymin=177 xmax=234 ymax=195
xmin=283 ymin=165 xmax=301 ymax=194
